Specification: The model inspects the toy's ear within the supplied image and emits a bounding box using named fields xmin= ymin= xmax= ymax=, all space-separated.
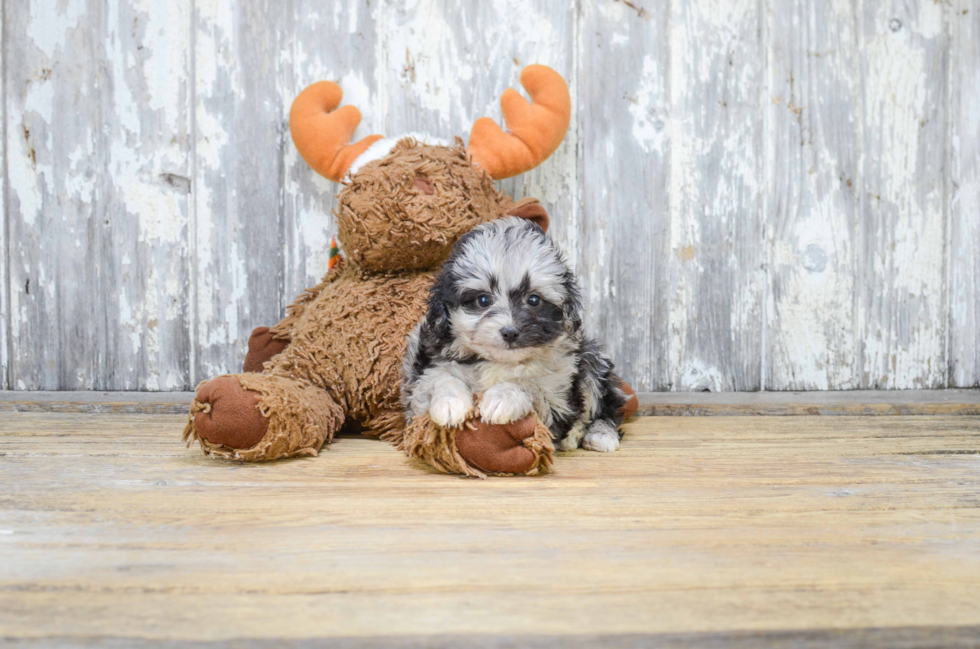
xmin=506 ymin=201 xmax=549 ymax=233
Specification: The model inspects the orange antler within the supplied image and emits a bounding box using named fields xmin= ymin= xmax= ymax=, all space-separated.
xmin=289 ymin=81 xmax=383 ymax=182
xmin=467 ymin=65 xmax=571 ymax=180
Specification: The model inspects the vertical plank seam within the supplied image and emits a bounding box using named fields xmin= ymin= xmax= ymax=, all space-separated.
xmin=759 ymin=0 xmax=771 ymax=391
xmin=188 ymin=0 xmax=198 ymax=388
xmin=943 ymin=0 xmax=955 ymax=388
xmin=376 ymin=2 xmax=388 ymax=137
xmin=276 ymin=1 xmax=288 ymax=329
xmin=572 ymin=0 xmax=586 ymax=385
xmin=664 ymin=0 xmax=673 ymax=390
xmin=99 ymin=0 xmax=110 ymax=389
xmin=855 ymin=0 xmax=867 ymax=389
xmin=0 ymin=0 xmax=8 ymax=390
xmin=571 ymin=0 xmax=580 ymax=303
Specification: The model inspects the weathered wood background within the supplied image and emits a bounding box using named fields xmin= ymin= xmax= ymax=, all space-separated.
xmin=1 ymin=0 xmax=978 ymax=392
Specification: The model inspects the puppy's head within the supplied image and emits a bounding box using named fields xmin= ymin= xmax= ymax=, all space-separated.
xmin=429 ymin=216 xmax=581 ymax=362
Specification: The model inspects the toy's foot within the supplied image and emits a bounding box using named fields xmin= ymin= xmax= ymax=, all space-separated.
xmin=392 ymin=411 xmax=554 ymax=477
xmin=183 ymin=373 xmax=344 ymax=461
xmin=456 ymin=415 xmax=543 ymax=474
xmin=191 ymin=376 xmax=268 ymax=449
xmin=243 ymin=326 xmax=290 ymax=372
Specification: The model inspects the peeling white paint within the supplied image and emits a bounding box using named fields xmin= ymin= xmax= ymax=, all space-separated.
xmin=0 ymin=5 xmax=5 ymax=390
xmin=385 ymin=0 xmax=474 ymax=129
xmin=949 ymin=0 xmax=980 ymax=386
xmin=629 ymin=55 xmax=667 ymax=153
xmin=26 ymin=0 xmax=87 ymax=57
xmin=131 ymin=0 xmax=189 ymax=129
xmin=856 ymin=0 xmax=949 ymax=389
xmin=4 ymin=0 xmax=977 ymax=391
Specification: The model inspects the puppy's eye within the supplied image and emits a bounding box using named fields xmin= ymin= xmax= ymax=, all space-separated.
xmin=527 ymin=294 xmax=541 ymax=307
xmin=477 ymin=294 xmax=492 ymax=308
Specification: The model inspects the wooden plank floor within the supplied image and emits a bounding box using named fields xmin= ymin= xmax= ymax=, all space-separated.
xmin=3 ymin=388 xmax=980 ymax=416
xmin=1 ymin=411 xmax=980 ymax=647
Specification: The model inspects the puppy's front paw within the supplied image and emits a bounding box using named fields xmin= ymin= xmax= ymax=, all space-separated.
xmin=582 ymin=421 xmax=621 ymax=453
xmin=479 ymin=383 xmax=534 ymax=425
xmin=429 ymin=393 xmax=472 ymax=428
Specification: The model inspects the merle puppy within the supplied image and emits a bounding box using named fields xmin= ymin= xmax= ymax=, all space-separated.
xmin=402 ymin=216 xmax=628 ymax=452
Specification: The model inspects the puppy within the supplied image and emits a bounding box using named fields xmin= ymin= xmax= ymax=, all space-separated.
xmin=402 ymin=216 xmax=628 ymax=452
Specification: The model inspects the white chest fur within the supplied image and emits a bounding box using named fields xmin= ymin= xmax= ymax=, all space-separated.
xmin=457 ymin=338 xmax=579 ymax=426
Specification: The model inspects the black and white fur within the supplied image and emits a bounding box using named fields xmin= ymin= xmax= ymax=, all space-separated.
xmin=401 ymin=216 xmax=628 ymax=452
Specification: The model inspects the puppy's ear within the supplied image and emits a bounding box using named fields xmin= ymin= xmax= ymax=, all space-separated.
xmin=426 ymin=270 xmax=455 ymax=338
xmin=435 ymin=302 xmax=452 ymax=338
xmin=561 ymin=270 xmax=583 ymax=333
xmin=506 ymin=200 xmax=549 ymax=233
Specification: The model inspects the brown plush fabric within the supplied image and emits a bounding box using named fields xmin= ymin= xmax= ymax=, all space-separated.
xmin=185 ymin=140 xmax=535 ymax=465
xmin=185 ymin=75 xmax=597 ymax=476
xmin=184 ymin=373 xmax=344 ymax=462
xmin=268 ymin=264 xmax=344 ymax=338
xmin=184 ymin=376 xmax=268 ymax=449
xmin=337 ymin=139 xmax=508 ymax=273
xmin=243 ymin=327 xmax=290 ymax=372
xmin=414 ymin=174 xmax=436 ymax=195
xmin=385 ymin=413 xmax=484 ymax=478
xmin=386 ymin=407 xmax=554 ymax=478
xmin=265 ymin=266 xmax=433 ymax=436
xmin=456 ymin=415 xmax=551 ymax=475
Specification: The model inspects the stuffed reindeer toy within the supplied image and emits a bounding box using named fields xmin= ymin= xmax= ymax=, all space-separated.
xmin=183 ymin=65 xmax=637 ymax=477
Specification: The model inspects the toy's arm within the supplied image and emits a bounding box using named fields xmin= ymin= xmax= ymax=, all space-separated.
xmin=243 ymin=268 xmax=346 ymax=372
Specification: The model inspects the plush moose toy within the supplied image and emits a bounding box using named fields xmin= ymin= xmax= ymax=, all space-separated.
xmin=183 ymin=65 xmax=637 ymax=477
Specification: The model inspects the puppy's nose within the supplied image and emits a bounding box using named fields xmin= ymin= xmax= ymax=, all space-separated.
xmin=500 ymin=327 xmax=521 ymax=344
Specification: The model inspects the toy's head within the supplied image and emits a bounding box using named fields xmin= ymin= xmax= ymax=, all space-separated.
xmin=289 ymin=65 xmax=570 ymax=272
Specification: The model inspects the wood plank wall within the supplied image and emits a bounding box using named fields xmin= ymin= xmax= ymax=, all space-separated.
xmin=1 ymin=0 xmax=978 ymax=392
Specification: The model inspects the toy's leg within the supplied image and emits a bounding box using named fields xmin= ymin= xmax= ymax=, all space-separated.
xmin=183 ymin=373 xmax=343 ymax=461
xmin=455 ymin=415 xmax=553 ymax=475
xmin=391 ymin=411 xmax=553 ymax=478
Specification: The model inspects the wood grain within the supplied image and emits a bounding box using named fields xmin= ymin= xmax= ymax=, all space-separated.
xmin=5 ymin=1 xmax=110 ymax=389
xmin=193 ymin=0 xmax=287 ymax=383
xmin=379 ymin=0 xmax=577 ymax=261
xmin=766 ymin=0 xmax=860 ymax=390
xmin=1 ymin=412 xmax=979 ymax=641
xmin=6 ymin=627 xmax=980 ymax=649
xmin=103 ymin=0 xmax=193 ymax=391
xmin=634 ymin=388 xmax=980 ymax=417
xmin=2 ymin=0 xmax=979 ymax=392
xmin=278 ymin=0 xmax=379 ymax=304
xmin=949 ymin=1 xmax=980 ymax=388
xmin=4 ymin=1 xmax=192 ymax=391
xmin=1 ymin=0 xmax=7 ymax=392
xmin=577 ymin=0 xmax=669 ymax=393
xmin=858 ymin=0 xmax=949 ymax=389
xmin=4 ymin=389 xmax=979 ymax=417
xmin=668 ymin=0 xmax=766 ymax=391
